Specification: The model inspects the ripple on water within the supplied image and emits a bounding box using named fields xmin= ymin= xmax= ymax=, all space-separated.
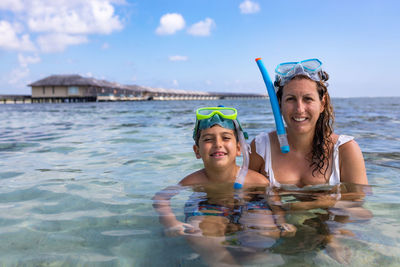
xmin=101 ymin=229 xmax=150 ymax=236
xmin=110 ymin=138 xmax=148 ymax=144
xmin=0 ymin=142 xmax=40 ymax=152
xmin=35 ymin=168 xmax=82 ymax=173
xmin=0 ymin=171 xmax=23 ymax=179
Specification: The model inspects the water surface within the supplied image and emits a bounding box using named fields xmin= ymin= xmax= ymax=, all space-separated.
xmin=0 ymin=98 xmax=399 ymax=266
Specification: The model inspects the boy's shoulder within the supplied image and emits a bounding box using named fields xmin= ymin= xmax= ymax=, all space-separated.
xmin=179 ymin=169 xmax=208 ymax=186
xmin=245 ymin=169 xmax=269 ymax=186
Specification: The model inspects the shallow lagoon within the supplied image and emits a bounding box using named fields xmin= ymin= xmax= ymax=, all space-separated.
xmin=0 ymin=98 xmax=399 ymax=266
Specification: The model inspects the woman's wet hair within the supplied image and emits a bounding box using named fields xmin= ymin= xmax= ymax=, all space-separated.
xmin=275 ymin=71 xmax=335 ymax=179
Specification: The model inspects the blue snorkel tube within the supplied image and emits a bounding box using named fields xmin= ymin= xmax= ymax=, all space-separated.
xmin=255 ymin=58 xmax=290 ymax=153
xmin=233 ymin=120 xmax=249 ymax=189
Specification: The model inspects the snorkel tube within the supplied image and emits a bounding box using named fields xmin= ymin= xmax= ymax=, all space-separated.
xmin=233 ymin=120 xmax=249 ymax=189
xmin=255 ymin=58 xmax=290 ymax=153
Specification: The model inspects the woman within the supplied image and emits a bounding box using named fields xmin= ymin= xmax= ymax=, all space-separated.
xmin=249 ymin=58 xmax=368 ymax=187
xmin=249 ymin=58 xmax=370 ymax=264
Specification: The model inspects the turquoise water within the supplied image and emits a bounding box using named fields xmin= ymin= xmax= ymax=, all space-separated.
xmin=0 ymin=98 xmax=399 ymax=266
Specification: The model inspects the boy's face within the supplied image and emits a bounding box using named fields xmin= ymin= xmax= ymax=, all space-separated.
xmin=193 ymin=125 xmax=241 ymax=169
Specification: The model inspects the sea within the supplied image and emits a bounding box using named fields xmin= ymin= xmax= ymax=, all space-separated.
xmin=0 ymin=98 xmax=399 ymax=266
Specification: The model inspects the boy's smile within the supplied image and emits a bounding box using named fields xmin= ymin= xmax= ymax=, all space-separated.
xmin=210 ymin=151 xmax=227 ymax=158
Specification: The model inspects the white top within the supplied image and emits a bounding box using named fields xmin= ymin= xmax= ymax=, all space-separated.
xmin=254 ymin=132 xmax=354 ymax=189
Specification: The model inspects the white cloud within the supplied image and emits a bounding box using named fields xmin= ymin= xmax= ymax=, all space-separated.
xmin=239 ymin=0 xmax=260 ymax=14
xmin=37 ymin=33 xmax=88 ymax=53
xmin=156 ymin=13 xmax=185 ymax=35
xmin=0 ymin=0 xmax=24 ymax=12
xmin=169 ymin=55 xmax=188 ymax=61
xmin=18 ymin=53 xmax=41 ymax=67
xmin=187 ymin=18 xmax=215 ymax=36
xmin=27 ymin=0 xmax=123 ymax=34
xmin=0 ymin=0 xmax=124 ymax=53
xmin=172 ymin=79 xmax=179 ymax=87
xmin=0 ymin=20 xmax=35 ymax=51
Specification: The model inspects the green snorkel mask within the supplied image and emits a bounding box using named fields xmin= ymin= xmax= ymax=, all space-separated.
xmin=192 ymin=107 xmax=248 ymax=142
xmin=192 ymin=107 xmax=249 ymax=189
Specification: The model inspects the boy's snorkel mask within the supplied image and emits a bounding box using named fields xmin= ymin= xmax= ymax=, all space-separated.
xmin=193 ymin=107 xmax=249 ymax=189
xmin=274 ymin=58 xmax=326 ymax=88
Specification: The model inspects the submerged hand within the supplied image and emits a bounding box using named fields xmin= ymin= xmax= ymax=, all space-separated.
xmin=315 ymin=195 xmax=337 ymax=208
xmin=164 ymin=222 xmax=195 ymax=237
xmin=278 ymin=223 xmax=297 ymax=237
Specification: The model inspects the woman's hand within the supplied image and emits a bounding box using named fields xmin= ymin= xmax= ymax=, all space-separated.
xmin=314 ymin=194 xmax=337 ymax=208
xmin=278 ymin=223 xmax=297 ymax=237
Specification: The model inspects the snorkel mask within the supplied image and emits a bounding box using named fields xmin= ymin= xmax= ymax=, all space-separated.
xmin=274 ymin=58 xmax=326 ymax=88
xmin=193 ymin=107 xmax=249 ymax=189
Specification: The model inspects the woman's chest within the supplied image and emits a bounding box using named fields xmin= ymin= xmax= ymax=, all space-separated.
xmin=271 ymin=153 xmax=332 ymax=187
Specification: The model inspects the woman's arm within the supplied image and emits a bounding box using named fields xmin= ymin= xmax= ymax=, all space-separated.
xmin=339 ymin=140 xmax=368 ymax=185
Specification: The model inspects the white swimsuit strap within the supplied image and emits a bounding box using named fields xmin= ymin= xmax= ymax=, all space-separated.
xmin=255 ymin=132 xmax=279 ymax=187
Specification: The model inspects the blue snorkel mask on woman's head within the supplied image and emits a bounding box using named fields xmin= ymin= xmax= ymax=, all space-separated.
xmin=274 ymin=58 xmax=327 ymax=88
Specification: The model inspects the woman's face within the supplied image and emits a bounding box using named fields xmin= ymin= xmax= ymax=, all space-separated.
xmin=281 ymin=78 xmax=325 ymax=135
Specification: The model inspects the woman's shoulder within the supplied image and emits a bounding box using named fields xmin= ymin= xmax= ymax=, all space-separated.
xmin=338 ymin=137 xmax=362 ymax=157
xmin=251 ymin=130 xmax=276 ymax=150
xmin=335 ymin=135 xmax=368 ymax=185
xmin=245 ymin=169 xmax=269 ymax=186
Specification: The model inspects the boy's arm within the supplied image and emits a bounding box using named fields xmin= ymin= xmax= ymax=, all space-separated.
xmin=152 ymin=185 xmax=194 ymax=236
xmin=152 ymin=185 xmax=183 ymax=227
xmin=152 ymin=172 xmax=205 ymax=236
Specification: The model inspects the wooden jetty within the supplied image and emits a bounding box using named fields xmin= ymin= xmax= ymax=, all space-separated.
xmin=0 ymin=95 xmax=31 ymax=104
xmin=1 ymin=74 xmax=266 ymax=103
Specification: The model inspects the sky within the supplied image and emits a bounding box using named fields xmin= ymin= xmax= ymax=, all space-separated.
xmin=0 ymin=0 xmax=399 ymax=97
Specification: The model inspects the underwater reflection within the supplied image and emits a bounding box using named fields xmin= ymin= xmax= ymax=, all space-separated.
xmin=153 ymin=183 xmax=373 ymax=266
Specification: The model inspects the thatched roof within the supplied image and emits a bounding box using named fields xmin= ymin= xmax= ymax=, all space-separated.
xmin=30 ymin=75 xmax=92 ymax=86
xmin=28 ymin=74 xmax=135 ymax=90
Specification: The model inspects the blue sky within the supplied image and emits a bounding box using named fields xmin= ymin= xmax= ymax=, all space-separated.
xmin=0 ymin=0 xmax=399 ymax=97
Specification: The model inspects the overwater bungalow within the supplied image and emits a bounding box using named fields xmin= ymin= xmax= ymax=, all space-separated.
xmin=25 ymin=74 xmax=266 ymax=103
xmin=28 ymin=75 xmax=145 ymax=103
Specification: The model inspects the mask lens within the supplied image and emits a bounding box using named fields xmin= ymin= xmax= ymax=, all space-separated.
xmin=219 ymin=109 xmax=236 ymax=116
xmin=301 ymin=59 xmax=322 ymax=72
xmin=197 ymin=109 xmax=214 ymax=116
xmin=276 ymin=62 xmax=297 ymax=76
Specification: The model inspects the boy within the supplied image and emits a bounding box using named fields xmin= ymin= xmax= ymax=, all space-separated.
xmin=153 ymin=107 xmax=295 ymax=265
